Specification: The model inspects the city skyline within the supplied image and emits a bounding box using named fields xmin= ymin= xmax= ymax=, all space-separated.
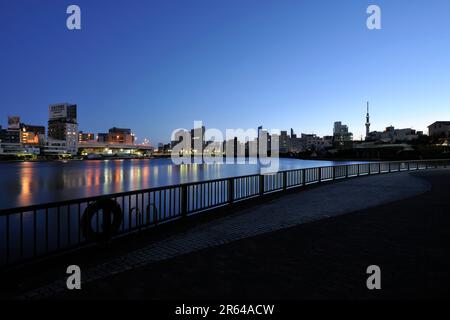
xmin=1 ymin=0 xmax=450 ymax=143
xmin=0 ymin=102 xmax=429 ymax=147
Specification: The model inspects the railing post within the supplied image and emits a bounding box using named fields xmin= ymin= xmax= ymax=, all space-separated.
xmin=181 ymin=185 xmax=188 ymax=217
xmin=332 ymin=166 xmax=336 ymax=180
xmin=6 ymin=215 xmax=9 ymax=265
xmin=318 ymin=168 xmax=322 ymax=182
xmin=282 ymin=171 xmax=287 ymax=191
xmin=407 ymin=162 xmax=410 ymax=171
xmin=345 ymin=165 xmax=349 ymax=178
xmin=259 ymin=175 xmax=265 ymax=195
xmin=302 ymin=169 xmax=306 ymax=186
xmin=389 ymin=162 xmax=391 ymax=172
xmin=103 ymin=203 xmax=112 ymax=238
xmin=378 ymin=162 xmax=381 ymax=173
xmin=357 ymin=164 xmax=360 ymax=176
xmin=228 ymin=178 xmax=234 ymax=204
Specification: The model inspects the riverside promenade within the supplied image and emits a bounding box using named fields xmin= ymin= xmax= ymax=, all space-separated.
xmin=4 ymin=168 xmax=450 ymax=299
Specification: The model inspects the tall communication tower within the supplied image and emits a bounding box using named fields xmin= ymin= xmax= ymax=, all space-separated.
xmin=365 ymin=101 xmax=371 ymax=139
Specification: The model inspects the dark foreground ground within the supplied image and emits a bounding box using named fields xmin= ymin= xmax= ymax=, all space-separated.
xmin=60 ymin=170 xmax=450 ymax=300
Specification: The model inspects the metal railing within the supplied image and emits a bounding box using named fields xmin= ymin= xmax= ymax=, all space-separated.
xmin=0 ymin=159 xmax=449 ymax=269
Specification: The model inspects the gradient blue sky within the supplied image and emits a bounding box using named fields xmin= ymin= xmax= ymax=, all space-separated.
xmin=0 ymin=0 xmax=449 ymax=144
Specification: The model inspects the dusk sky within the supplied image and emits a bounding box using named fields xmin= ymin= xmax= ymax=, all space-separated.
xmin=0 ymin=0 xmax=449 ymax=144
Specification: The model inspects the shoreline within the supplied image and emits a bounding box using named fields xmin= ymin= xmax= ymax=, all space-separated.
xmin=0 ymin=155 xmax=172 ymax=163
xmin=0 ymin=154 xmax=444 ymax=164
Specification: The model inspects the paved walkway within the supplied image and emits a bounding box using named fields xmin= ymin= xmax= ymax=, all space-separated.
xmin=17 ymin=170 xmax=433 ymax=299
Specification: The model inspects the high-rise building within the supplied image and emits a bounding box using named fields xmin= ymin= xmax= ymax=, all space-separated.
xmin=300 ymin=133 xmax=320 ymax=151
xmin=290 ymin=128 xmax=297 ymax=139
xmin=257 ymin=126 xmax=263 ymax=143
xmin=20 ymin=123 xmax=45 ymax=145
xmin=1 ymin=117 xmax=44 ymax=155
xmin=190 ymin=126 xmax=205 ymax=154
xmin=94 ymin=128 xmax=135 ymax=145
xmin=0 ymin=116 xmax=21 ymax=146
xmin=48 ymin=104 xmax=78 ymax=154
xmin=97 ymin=133 xmax=109 ymax=143
xmin=256 ymin=126 xmax=272 ymax=156
xmin=108 ymin=127 xmax=135 ymax=145
xmin=428 ymin=121 xmax=450 ymax=138
xmin=333 ymin=121 xmax=353 ymax=148
xmin=8 ymin=116 xmax=20 ymax=130
xmin=279 ymin=130 xmax=290 ymax=153
xmin=78 ymin=131 xmax=95 ymax=143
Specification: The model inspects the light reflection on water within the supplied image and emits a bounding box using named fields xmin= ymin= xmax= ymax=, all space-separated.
xmin=0 ymin=158 xmax=364 ymax=210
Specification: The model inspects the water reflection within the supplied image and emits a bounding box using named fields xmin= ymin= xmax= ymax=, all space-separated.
xmin=0 ymin=158 xmax=364 ymax=210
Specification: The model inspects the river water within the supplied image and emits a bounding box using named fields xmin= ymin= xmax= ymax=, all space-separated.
xmin=0 ymin=158 xmax=364 ymax=210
